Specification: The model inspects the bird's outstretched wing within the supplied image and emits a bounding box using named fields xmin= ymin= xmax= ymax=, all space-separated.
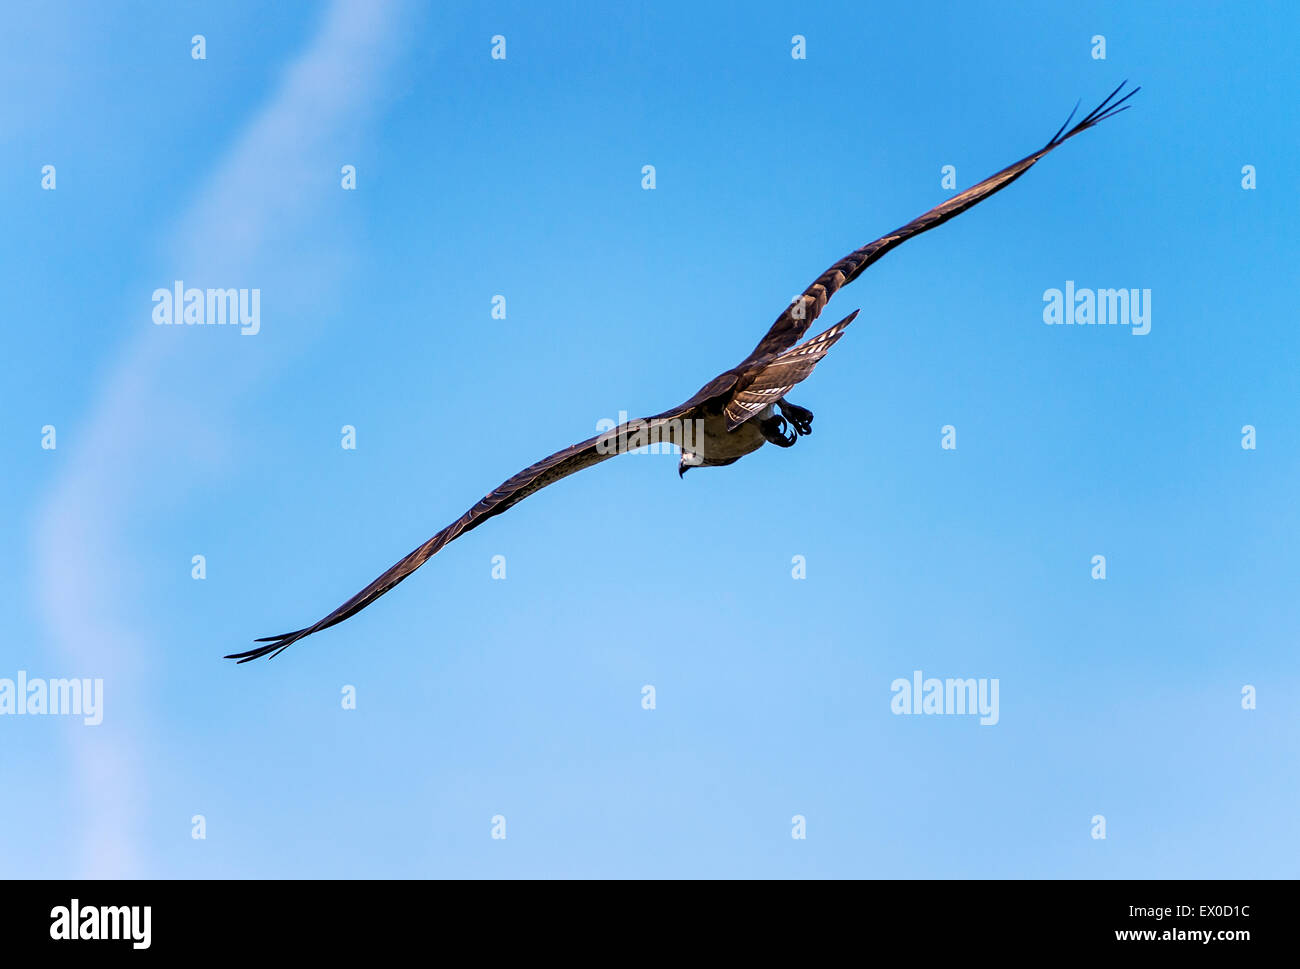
xmin=724 ymin=309 xmax=859 ymax=429
xmin=741 ymin=81 xmax=1139 ymax=365
xmin=226 ymin=396 xmax=722 ymax=663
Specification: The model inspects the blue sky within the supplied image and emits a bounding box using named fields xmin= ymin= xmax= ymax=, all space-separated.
xmin=2 ymin=0 xmax=1297 ymax=878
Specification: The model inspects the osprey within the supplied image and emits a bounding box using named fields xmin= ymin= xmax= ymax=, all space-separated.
xmin=229 ymin=82 xmax=1137 ymax=663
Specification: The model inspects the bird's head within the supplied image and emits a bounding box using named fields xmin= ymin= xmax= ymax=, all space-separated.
xmin=678 ymin=450 xmax=704 ymax=477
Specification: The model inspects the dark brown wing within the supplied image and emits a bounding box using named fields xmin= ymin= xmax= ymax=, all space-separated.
xmin=741 ymin=82 xmax=1138 ymax=366
xmin=724 ymin=309 xmax=859 ymax=429
xmin=227 ymin=398 xmax=719 ymax=663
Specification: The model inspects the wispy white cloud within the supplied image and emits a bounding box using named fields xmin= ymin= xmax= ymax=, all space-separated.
xmin=33 ymin=0 xmax=411 ymax=877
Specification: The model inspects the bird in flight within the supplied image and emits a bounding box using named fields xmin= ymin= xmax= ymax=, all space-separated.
xmin=228 ymin=82 xmax=1138 ymax=663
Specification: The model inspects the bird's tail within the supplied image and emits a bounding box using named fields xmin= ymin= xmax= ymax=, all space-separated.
xmin=724 ymin=309 xmax=860 ymax=429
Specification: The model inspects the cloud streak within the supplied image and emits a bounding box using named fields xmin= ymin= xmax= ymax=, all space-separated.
xmin=33 ymin=0 xmax=411 ymax=877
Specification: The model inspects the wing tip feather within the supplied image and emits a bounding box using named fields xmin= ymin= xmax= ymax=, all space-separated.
xmin=1048 ymin=80 xmax=1139 ymax=149
xmin=225 ymin=628 xmax=311 ymax=663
